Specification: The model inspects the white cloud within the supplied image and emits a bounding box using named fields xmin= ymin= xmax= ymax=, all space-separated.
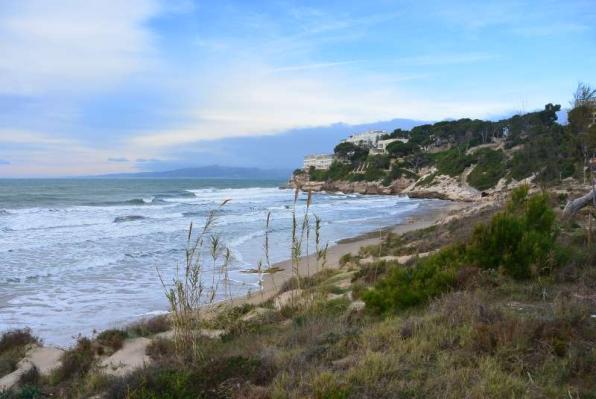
xmin=0 ymin=0 xmax=161 ymax=95
xmin=0 ymin=129 xmax=147 ymax=177
xmin=129 ymin=59 xmax=512 ymax=149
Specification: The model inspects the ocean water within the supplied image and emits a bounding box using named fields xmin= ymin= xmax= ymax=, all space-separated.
xmin=0 ymin=178 xmax=446 ymax=346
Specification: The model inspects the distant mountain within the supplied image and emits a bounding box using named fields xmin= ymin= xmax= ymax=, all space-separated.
xmin=141 ymin=118 xmax=428 ymax=172
xmin=95 ymin=165 xmax=291 ymax=179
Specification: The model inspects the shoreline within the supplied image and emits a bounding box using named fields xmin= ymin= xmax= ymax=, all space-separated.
xmin=1 ymin=198 xmax=471 ymax=389
xmin=230 ymin=199 xmax=468 ymax=307
xmin=9 ymin=199 xmax=469 ymax=348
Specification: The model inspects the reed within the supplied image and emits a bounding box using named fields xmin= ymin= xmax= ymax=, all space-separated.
xmin=263 ymin=211 xmax=277 ymax=291
xmin=314 ymin=214 xmax=328 ymax=270
xmin=157 ymin=200 xmax=231 ymax=361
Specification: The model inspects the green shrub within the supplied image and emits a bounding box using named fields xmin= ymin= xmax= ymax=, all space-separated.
xmin=364 ymin=187 xmax=558 ymax=313
xmin=363 ymin=245 xmax=465 ymax=313
xmin=434 ymin=146 xmax=475 ymax=176
xmin=466 ymin=149 xmax=506 ymax=190
xmin=468 ymin=188 xmax=557 ymax=279
xmin=106 ymin=356 xmax=276 ymax=399
xmin=309 ymin=167 xmax=328 ymax=181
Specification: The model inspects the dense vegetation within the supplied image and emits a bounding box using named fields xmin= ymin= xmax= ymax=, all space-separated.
xmin=2 ymin=84 xmax=595 ymax=398
xmin=3 ymin=185 xmax=594 ymax=398
xmin=305 ymin=84 xmax=596 ymax=191
xmin=363 ymin=187 xmax=559 ymax=313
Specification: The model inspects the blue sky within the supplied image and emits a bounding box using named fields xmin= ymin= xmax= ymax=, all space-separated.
xmin=0 ymin=0 xmax=594 ymax=177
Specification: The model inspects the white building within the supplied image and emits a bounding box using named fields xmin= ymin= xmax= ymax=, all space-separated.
xmin=303 ymin=154 xmax=334 ymax=170
xmin=342 ymin=130 xmax=387 ymax=149
xmin=369 ymin=137 xmax=409 ymax=155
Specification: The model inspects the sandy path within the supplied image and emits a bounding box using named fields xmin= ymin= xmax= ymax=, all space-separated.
xmin=0 ymin=346 xmax=64 ymax=391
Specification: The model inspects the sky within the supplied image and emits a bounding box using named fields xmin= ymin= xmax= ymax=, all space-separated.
xmin=0 ymin=0 xmax=594 ymax=177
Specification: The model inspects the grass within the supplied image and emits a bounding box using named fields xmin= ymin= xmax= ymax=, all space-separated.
xmin=95 ymin=329 xmax=127 ymax=354
xmin=4 ymin=187 xmax=594 ymax=398
xmin=0 ymin=329 xmax=39 ymax=377
xmin=126 ymin=315 xmax=171 ymax=338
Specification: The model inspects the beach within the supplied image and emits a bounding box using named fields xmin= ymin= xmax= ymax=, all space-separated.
xmin=0 ymin=179 xmax=454 ymax=345
xmin=234 ymin=200 xmax=467 ymax=307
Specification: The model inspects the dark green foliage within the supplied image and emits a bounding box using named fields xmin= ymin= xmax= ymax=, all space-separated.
xmin=384 ymin=128 xmax=410 ymax=140
xmin=309 ymin=166 xmax=327 ymax=181
xmin=326 ymin=161 xmax=352 ymax=181
xmin=363 ymin=246 xmax=464 ymax=313
xmin=434 ymin=146 xmax=475 ymax=176
xmin=363 ymin=187 xmax=559 ymax=313
xmin=308 ymin=161 xmax=353 ymax=182
xmin=107 ymin=356 xmax=276 ymax=399
xmin=362 ymin=166 xmax=386 ymax=182
xmin=319 ymin=101 xmax=587 ymax=188
xmin=0 ymin=385 xmax=43 ymax=399
xmin=389 ymin=164 xmax=417 ymax=180
xmin=466 ymin=149 xmax=506 ymax=190
xmin=333 ymin=142 xmax=368 ymax=163
xmin=469 ymin=188 xmax=557 ymax=279
xmin=386 ymin=141 xmax=418 ymax=157
xmin=367 ymin=155 xmax=390 ymax=170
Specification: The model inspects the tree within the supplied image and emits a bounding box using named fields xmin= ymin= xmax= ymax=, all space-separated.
xmin=386 ymin=141 xmax=417 ymax=157
xmin=571 ymin=81 xmax=596 ymax=108
xmin=333 ymin=142 xmax=368 ymax=163
xmin=568 ymin=83 xmax=596 ymax=184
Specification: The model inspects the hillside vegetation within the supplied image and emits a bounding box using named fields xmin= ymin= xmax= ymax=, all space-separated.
xmin=301 ymin=84 xmax=596 ymax=193
xmin=3 ymin=187 xmax=594 ymax=398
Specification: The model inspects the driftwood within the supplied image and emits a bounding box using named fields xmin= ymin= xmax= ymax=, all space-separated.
xmin=563 ymin=189 xmax=595 ymax=218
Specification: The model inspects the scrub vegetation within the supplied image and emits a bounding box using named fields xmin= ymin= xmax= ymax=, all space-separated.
xmin=2 ymin=186 xmax=594 ymax=398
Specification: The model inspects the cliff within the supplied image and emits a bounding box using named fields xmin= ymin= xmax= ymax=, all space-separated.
xmin=290 ymin=171 xmax=481 ymax=201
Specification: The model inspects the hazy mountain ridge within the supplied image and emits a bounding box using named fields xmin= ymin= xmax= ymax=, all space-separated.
xmin=95 ymin=165 xmax=291 ymax=180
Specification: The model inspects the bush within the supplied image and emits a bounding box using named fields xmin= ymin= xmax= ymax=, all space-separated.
xmin=466 ymin=149 xmax=506 ymax=190
xmin=363 ymin=245 xmax=465 ymax=313
xmin=127 ymin=315 xmax=170 ymax=337
xmin=309 ymin=167 xmax=327 ymax=181
xmin=363 ymin=187 xmax=559 ymax=313
xmin=52 ymin=337 xmax=95 ymax=382
xmin=96 ymin=329 xmax=128 ymax=352
xmin=0 ymin=329 xmax=39 ymax=354
xmin=468 ymin=188 xmax=557 ymax=279
xmin=434 ymin=146 xmax=475 ymax=176
xmin=106 ymin=356 xmax=276 ymax=399
xmin=0 ymin=329 xmax=39 ymax=376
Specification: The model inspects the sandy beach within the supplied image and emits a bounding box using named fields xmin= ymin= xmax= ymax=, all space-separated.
xmin=235 ymin=200 xmax=468 ymax=307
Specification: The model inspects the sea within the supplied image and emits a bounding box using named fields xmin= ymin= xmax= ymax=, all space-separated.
xmin=0 ymin=178 xmax=446 ymax=346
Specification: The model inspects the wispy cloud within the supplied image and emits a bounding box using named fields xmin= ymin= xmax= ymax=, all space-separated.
xmin=269 ymin=60 xmax=364 ymax=73
xmin=0 ymin=0 xmax=160 ymax=96
xmin=1 ymin=0 xmax=594 ymax=176
xmin=0 ymin=160 xmax=10 ymax=165
xmin=396 ymin=52 xmax=500 ymax=66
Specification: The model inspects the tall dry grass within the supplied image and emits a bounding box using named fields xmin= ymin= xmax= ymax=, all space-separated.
xmin=157 ymin=200 xmax=231 ymax=360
